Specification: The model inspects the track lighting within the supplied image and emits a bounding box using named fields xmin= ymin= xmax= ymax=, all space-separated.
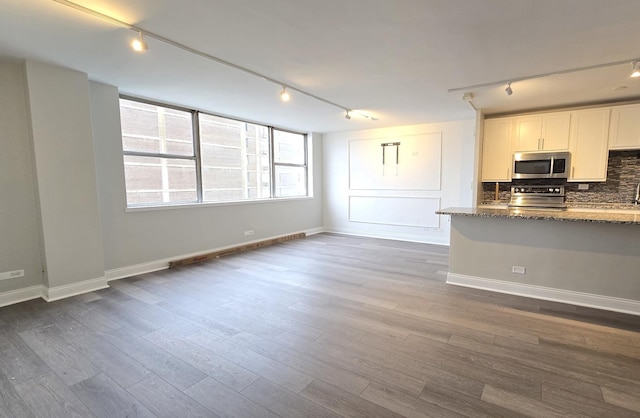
xmin=632 ymin=61 xmax=640 ymax=78
xmin=505 ymin=82 xmax=513 ymax=96
xmin=345 ymin=110 xmax=351 ymax=120
xmin=131 ymin=31 xmax=147 ymax=52
xmin=54 ymin=0 xmax=379 ymax=122
xmin=279 ymin=86 xmax=290 ymax=102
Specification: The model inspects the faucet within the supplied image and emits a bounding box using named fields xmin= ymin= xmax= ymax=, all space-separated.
xmin=635 ymin=183 xmax=640 ymax=205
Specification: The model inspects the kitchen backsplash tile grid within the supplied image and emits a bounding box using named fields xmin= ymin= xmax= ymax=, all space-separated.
xmin=482 ymin=151 xmax=640 ymax=205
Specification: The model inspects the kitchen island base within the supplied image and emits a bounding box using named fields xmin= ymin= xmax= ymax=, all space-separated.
xmin=445 ymin=214 xmax=640 ymax=315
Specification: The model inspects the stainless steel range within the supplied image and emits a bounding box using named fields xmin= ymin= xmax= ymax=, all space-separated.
xmin=508 ymin=185 xmax=566 ymax=209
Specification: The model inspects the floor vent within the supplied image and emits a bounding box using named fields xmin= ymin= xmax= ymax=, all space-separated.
xmin=168 ymin=232 xmax=306 ymax=268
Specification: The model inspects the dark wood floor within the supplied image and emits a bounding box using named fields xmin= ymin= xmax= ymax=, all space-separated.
xmin=1 ymin=233 xmax=639 ymax=418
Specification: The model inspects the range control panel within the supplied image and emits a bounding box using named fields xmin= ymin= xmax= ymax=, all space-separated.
xmin=512 ymin=186 xmax=564 ymax=195
xmin=509 ymin=185 xmax=566 ymax=208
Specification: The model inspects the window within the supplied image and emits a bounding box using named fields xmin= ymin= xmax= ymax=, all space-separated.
xmin=119 ymin=97 xmax=308 ymax=207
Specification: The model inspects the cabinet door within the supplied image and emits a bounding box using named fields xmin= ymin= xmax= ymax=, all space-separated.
xmin=541 ymin=112 xmax=571 ymax=150
xmin=609 ymin=104 xmax=640 ymax=149
xmin=482 ymin=118 xmax=512 ymax=182
xmin=569 ymin=108 xmax=610 ymax=182
xmin=513 ymin=116 xmax=542 ymax=151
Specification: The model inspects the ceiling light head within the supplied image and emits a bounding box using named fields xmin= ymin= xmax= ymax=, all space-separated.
xmin=505 ymin=82 xmax=513 ymax=96
xmin=131 ymin=31 xmax=148 ymax=52
xmin=462 ymin=92 xmax=474 ymax=102
xmin=280 ymin=86 xmax=290 ymax=102
xmin=631 ymin=60 xmax=640 ymax=78
xmin=345 ymin=110 xmax=351 ymax=120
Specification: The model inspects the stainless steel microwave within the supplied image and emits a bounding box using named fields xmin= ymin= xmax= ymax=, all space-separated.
xmin=512 ymin=151 xmax=571 ymax=179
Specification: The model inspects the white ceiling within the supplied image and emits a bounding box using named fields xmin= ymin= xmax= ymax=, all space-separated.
xmin=1 ymin=0 xmax=640 ymax=133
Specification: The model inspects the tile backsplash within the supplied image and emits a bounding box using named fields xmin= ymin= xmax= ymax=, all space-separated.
xmin=482 ymin=150 xmax=640 ymax=204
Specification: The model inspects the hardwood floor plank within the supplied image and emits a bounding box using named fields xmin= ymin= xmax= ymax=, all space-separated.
xmin=230 ymin=331 xmax=371 ymax=396
xmin=108 ymin=280 xmax=163 ymax=305
xmin=541 ymin=384 xmax=639 ymax=418
xmin=127 ymin=375 xmax=215 ymax=418
xmin=185 ymin=377 xmax=279 ymax=418
xmin=481 ymin=384 xmax=585 ymax=418
xmin=0 ymin=370 xmax=36 ymax=418
xmin=144 ymin=328 xmax=259 ymax=392
xmin=18 ymin=324 xmax=100 ymax=386
xmin=187 ymin=329 xmax=315 ymax=393
xmin=101 ymin=326 xmax=207 ymax=391
xmin=0 ymin=341 xmax=50 ymax=385
xmin=360 ymin=381 xmax=467 ymax=418
xmin=300 ymin=379 xmax=404 ymax=418
xmin=61 ymin=326 xmax=150 ymax=388
xmin=71 ymin=373 xmax=154 ymax=418
xmin=274 ymin=331 xmax=427 ymax=396
xmin=241 ymin=378 xmax=342 ymax=418
xmin=14 ymin=371 xmax=94 ymax=418
xmin=601 ymin=386 xmax=640 ymax=413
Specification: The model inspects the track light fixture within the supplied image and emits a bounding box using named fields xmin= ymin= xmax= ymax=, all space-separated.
xmin=505 ymin=82 xmax=513 ymax=96
xmin=280 ymin=86 xmax=290 ymax=102
xmin=131 ymin=31 xmax=148 ymax=52
xmin=345 ymin=110 xmax=351 ymax=120
xmin=53 ymin=0 xmax=378 ymax=122
xmin=632 ymin=61 xmax=640 ymax=78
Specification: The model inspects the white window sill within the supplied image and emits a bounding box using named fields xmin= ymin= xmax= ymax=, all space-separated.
xmin=125 ymin=195 xmax=315 ymax=213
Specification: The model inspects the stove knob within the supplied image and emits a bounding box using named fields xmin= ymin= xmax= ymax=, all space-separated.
xmin=555 ymin=188 xmax=560 ymax=193
xmin=549 ymin=188 xmax=554 ymax=192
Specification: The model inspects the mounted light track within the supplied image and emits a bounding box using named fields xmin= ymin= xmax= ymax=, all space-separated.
xmin=52 ymin=0 xmax=377 ymax=122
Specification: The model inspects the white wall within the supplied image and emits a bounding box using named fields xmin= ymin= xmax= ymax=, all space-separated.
xmin=24 ymin=61 xmax=106 ymax=293
xmin=0 ymin=60 xmax=43 ymax=303
xmin=89 ymin=81 xmax=324 ymax=276
xmin=323 ymin=120 xmax=476 ymax=244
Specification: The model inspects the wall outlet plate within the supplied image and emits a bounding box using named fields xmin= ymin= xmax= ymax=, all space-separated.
xmin=512 ymin=266 xmax=526 ymax=274
xmin=244 ymin=230 xmax=254 ymax=236
xmin=578 ymin=184 xmax=589 ymax=191
xmin=0 ymin=269 xmax=25 ymax=280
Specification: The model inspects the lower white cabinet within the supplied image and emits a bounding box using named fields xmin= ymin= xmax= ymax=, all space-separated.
xmin=609 ymin=104 xmax=640 ymax=150
xmin=568 ymin=108 xmax=610 ymax=182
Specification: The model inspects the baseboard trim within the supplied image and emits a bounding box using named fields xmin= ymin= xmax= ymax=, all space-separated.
xmin=323 ymin=227 xmax=450 ymax=246
xmin=0 ymin=285 xmax=43 ymax=308
xmin=446 ymin=273 xmax=640 ymax=316
xmin=43 ymin=277 xmax=109 ymax=302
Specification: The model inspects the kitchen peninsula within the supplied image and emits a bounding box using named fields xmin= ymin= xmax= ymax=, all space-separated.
xmin=437 ymin=206 xmax=640 ymax=315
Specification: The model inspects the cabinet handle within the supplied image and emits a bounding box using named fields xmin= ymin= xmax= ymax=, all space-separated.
xmin=571 ymin=166 xmax=575 ymax=178
xmin=541 ymin=138 xmax=544 ymax=149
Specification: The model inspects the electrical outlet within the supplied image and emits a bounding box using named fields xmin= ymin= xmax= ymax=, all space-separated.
xmin=244 ymin=230 xmax=254 ymax=236
xmin=578 ymin=184 xmax=589 ymax=191
xmin=0 ymin=269 xmax=25 ymax=280
xmin=512 ymin=266 xmax=526 ymax=274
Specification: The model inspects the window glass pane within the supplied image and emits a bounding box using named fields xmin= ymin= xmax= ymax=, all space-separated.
xmin=123 ymin=155 xmax=197 ymax=205
xmin=120 ymin=99 xmax=194 ymax=156
xmin=274 ymin=165 xmax=307 ymax=197
xmin=273 ymin=130 xmax=305 ymax=164
xmin=199 ymin=113 xmax=271 ymax=202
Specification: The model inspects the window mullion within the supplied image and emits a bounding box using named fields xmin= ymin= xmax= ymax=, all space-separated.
xmin=193 ymin=111 xmax=203 ymax=203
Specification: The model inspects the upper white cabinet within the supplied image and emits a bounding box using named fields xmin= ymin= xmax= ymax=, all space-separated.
xmin=609 ymin=104 xmax=640 ymax=149
xmin=513 ymin=112 xmax=571 ymax=152
xmin=568 ymin=108 xmax=610 ymax=182
xmin=481 ymin=118 xmax=513 ymax=182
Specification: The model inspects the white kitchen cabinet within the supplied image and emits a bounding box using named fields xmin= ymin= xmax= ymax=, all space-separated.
xmin=568 ymin=108 xmax=610 ymax=182
xmin=481 ymin=118 xmax=513 ymax=182
xmin=513 ymin=112 xmax=571 ymax=152
xmin=609 ymin=104 xmax=640 ymax=149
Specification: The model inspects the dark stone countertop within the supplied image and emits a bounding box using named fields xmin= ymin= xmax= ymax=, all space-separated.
xmin=437 ymin=206 xmax=640 ymax=225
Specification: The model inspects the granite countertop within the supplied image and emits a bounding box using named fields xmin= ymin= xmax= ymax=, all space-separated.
xmin=437 ymin=206 xmax=640 ymax=225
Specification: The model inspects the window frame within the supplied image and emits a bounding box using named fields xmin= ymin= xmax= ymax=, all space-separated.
xmin=270 ymin=127 xmax=309 ymax=198
xmin=119 ymin=95 xmax=309 ymax=208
